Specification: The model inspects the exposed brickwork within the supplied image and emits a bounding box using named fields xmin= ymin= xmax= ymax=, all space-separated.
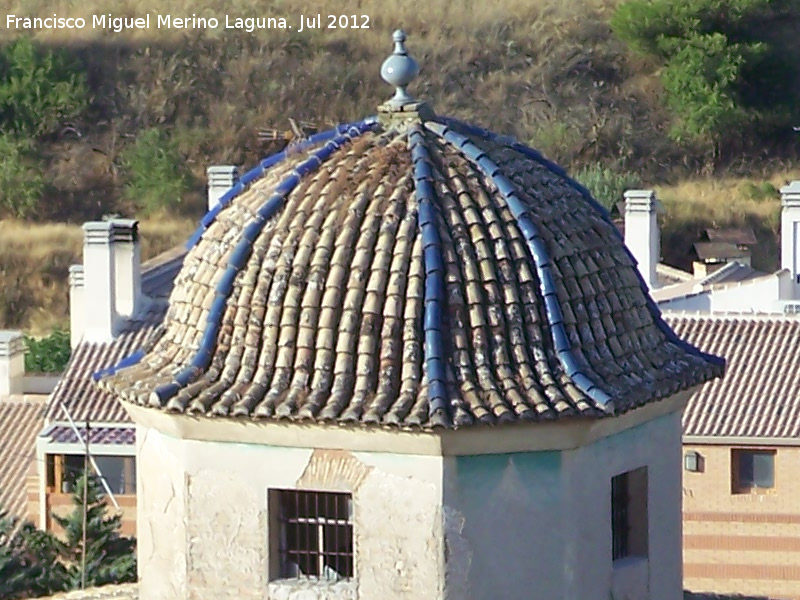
xmin=685 ymin=534 xmax=800 ymax=552
xmin=683 ymin=444 xmax=800 ymax=599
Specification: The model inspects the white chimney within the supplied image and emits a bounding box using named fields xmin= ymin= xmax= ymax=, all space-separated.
xmin=82 ymin=222 xmax=116 ymax=343
xmin=207 ymin=165 xmax=240 ymax=211
xmin=781 ymin=181 xmax=800 ymax=299
xmin=69 ymin=265 xmax=85 ymax=349
xmin=624 ymin=189 xmax=662 ymax=289
xmin=0 ymin=331 xmax=25 ymax=396
xmin=111 ymin=219 xmax=141 ymax=319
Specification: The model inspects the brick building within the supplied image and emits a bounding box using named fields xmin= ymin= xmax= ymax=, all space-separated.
xmin=668 ymin=315 xmax=800 ymax=600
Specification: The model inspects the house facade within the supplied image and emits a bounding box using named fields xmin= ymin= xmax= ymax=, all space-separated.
xmin=22 ymin=166 xmax=242 ymax=537
xmin=636 ymin=180 xmax=800 ymax=316
xmin=0 ymin=330 xmax=58 ymax=526
xmin=97 ymin=31 xmax=722 ymax=600
xmin=666 ymin=315 xmax=800 ymax=600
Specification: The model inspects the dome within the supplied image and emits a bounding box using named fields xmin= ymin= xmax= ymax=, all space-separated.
xmin=97 ymin=31 xmax=723 ymax=429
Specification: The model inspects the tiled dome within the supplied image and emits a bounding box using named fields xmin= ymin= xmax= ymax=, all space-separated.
xmin=97 ymin=31 xmax=723 ymax=429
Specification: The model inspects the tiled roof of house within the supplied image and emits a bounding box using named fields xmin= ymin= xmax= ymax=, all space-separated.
xmin=97 ymin=35 xmax=722 ymax=429
xmin=693 ymin=242 xmax=748 ymax=261
xmin=42 ymin=423 xmax=136 ymax=446
xmin=652 ymin=261 xmax=768 ymax=305
xmin=704 ymin=226 xmax=757 ymax=246
xmin=45 ymin=250 xmax=185 ymax=424
xmin=0 ymin=397 xmax=46 ymax=520
xmin=666 ymin=315 xmax=800 ymax=438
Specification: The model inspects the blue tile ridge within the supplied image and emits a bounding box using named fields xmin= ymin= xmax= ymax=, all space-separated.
xmin=435 ymin=117 xmax=725 ymax=373
xmin=408 ymin=125 xmax=451 ymax=424
xmin=92 ymin=349 xmax=145 ymax=382
xmin=96 ymin=121 xmax=374 ymax=394
xmin=186 ymin=117 xmax=379 ymax=249
xmin=426 ymin=119 xmax=615 ymax=413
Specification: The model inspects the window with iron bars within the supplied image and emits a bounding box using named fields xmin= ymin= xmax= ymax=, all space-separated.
xmin=271 ymin=489 xmax=354 ymax=581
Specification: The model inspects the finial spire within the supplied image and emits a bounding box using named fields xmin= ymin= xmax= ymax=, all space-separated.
xmin=380 ymin=29 xmax=420 ymax=108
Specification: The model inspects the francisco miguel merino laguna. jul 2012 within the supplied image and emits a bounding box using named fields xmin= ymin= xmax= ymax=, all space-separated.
xmin=6 ymin=13 xmax=371 ymax=33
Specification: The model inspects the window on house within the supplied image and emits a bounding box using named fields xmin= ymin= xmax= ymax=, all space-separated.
xmin=611 ymin=467 xmax=648 ymax=561
xmin=732 ymin=449 xmax=775 ymax=493
xmin=45 ymin=454 xmax=136 ymax=494
xmin=269 ymin=489 xmax=354 ymax=581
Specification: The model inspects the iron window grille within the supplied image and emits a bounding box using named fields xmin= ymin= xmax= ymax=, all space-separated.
xmin=275 ymin=489 xmax=354 ymax=581
xmin=611 ymin=472 xmax=629 ymax=560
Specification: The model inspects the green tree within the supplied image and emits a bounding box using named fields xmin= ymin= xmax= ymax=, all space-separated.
xmin=0 ymin=37 xmax=88 ymax=138
xmin=52 ymin=472 xmax=136 ymax=589
xmin=120 ymin=128 xmax=192 ymax=217
xmin=0 ymin=510 xmax=66 ymax=600
xmin=0 ymin=134 xmax=44 ymax=219
xmin=0 ymin=511 xmax=30 ymax=600
xmin=610 ymin=0 xmax=798 ymax=158
xmin=24 ymin=329 xmax=71 ymax=373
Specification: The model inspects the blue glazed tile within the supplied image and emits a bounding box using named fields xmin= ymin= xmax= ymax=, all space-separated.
xmin=215 ymin=269 xmax=238 ymax=296
xmin=153 ymin=382 xmax=181 ymax=403
xmin=424 ymin=300 xmax=442 ymax=329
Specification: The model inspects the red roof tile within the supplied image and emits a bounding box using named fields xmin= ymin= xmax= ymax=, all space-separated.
xmin=0 ymin=398 xmax=45 ymax=520
xmin=666 ymin=315 xmax=800 ymax=438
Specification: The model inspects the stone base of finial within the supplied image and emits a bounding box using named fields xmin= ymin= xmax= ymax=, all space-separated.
xmin=378 ymin=100 xmax=436 ymax=126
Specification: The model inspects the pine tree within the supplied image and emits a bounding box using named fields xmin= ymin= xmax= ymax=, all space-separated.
xmin=0 ymin=511 xmax=29 ymax=600
xmin=51 ymin=471 xmax=136 ymax=589
xmin=0 ymin=509 xmax=65 ymax=600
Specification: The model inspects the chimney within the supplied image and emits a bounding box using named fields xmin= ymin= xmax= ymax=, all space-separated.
xmin=624 ymin=189 xmax=662 ymax=289
xmin=82 ymin=222 xmax=116 ymax=343
xmin=207 ymin=165 xmax=240 ymax=211
xmin=0 ymin=331 xmax=25 ymax=396
xmin=111 ymin=219 xmax=141 ymax=319
xmin=69 ymin=265 xmax=85 ymax=349
xmin=782 ymin=181 xmax=800 ymax=299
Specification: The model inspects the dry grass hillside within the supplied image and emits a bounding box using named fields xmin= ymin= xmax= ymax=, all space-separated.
xmin=0 ymin=0 xmax=798 ymax=331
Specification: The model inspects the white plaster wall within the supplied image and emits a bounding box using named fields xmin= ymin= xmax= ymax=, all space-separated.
xmin=561 ymin=411 xmax=683 ymax=600
xmin=709 ymin=275 xmax=782 ymax=314
xmin=136 ymin=425 xmax=188 ymax=600
xmin=658 ymin=293 xmax=710 ymax=313
xmin=136 ymin=426 xmax=444 ymax=600
xmin=442 ymin=411 xmax=683 ymax=600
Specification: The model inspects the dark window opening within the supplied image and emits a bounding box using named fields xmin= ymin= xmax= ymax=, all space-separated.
xmin=611 ymin=467 xmax=648 ymax=561
xmin=733 ymin=449 xmax=775 ymax=493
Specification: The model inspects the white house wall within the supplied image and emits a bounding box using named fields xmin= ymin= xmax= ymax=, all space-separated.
xmin=659 ymin=293 xmax=711 ymax=313
xmin=561 ymin=411 xmax=683 ymax=600
xmin=135 ymin=425 xmax=445 ymax=600
xmin=709 ymin=276 xmax=783 ymax=314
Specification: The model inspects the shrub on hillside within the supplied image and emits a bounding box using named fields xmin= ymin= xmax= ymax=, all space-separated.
xmin=0 ymin=37 xmax=87 ymax=138
xmin=611 ymin=0 xmax=799 ymax=157
xmin=0 ymin=135 xmax=44 ymax=219
xmin=739 ymin=180 xmax=779 ymax=202
xmin=574 ymin=164 xmax=642 ymax=211
xmin=120 ymin=128 xmax=192 ymax=216
xmin=24 ymin=329 xmax=70 ymax=373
